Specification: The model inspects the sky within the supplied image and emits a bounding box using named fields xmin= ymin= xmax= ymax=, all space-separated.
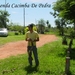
xmin=0 ymin=0 xmax=57 ymax=27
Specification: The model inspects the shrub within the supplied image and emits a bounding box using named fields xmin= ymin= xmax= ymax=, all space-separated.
xmin=15 ymin=31 xmax=19 ymax=35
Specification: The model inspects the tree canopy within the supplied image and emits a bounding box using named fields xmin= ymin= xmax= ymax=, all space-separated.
xmin=0 ymin=10 xmax=10 ymax=28
xmin=52 ymin=0 xmax=75 ymax=25
xmin=38 ymin=19 xmax=46 ymax=34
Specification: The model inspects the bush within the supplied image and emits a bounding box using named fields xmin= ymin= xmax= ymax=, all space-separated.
xmin=70 ymin=30 xmax=75 ymax=38
xmin=45 ymin=27 xmax=50 ymax=32
xmin=15 ymin=31 xmax=19 ymax=35
xmin=62 ymin=36 xmax=67 ymax=45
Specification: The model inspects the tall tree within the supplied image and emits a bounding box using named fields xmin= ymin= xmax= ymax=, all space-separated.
xmin=55 ymin=18 xmax=66 ymax=35
xmin=46 ymin=20 xmax=49 ymax=27
xmin=52 ymin=0 xmax=75 ymax=30
xmin=52 ymin=0 xmax=75 ymax=51
xmin=0 ymin=10 xmax=10 ymax=28
xmin=55 ymin=19 xmax=60 ymax=29
xmin=38 ymin=19 xmax=46 ymax=34
xmin=46 ymin=20 xmax=51 ymax=28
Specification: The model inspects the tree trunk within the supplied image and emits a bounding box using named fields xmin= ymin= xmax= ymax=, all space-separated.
xmin=60 ymin=26 xmax=64 ymax=36
xmin=74 ymin=22 xmax=75 ymax=31
xmin=68 ymin=38 xmax=73 ymax=52
xmin=73 ymin=22 xmax=75 ymax=38
xmin=61 ymin=27 xmax=64 ymax=36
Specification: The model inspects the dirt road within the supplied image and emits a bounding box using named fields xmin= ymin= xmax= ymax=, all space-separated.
xmin=0 ymin=35 xmax=58 ymax=59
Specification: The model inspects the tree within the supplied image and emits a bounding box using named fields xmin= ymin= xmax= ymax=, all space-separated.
xmin=52 ymin=0 xmax=75 ymax=30
xmin=55 ymin=18 xmax=66 ymax=35
xmin=46 ymin=20 xmax=49 ymax=27
xmin=25 ymin=25 xmax=37 ymax=33
xmin=38 ymin=19 xmax=46 ymax=34
xmin=55 ymin=19 xmax=61 ymax=29
xmin=52 ymin=0 xmax=75 ymax=53
xmin=0 ymin=10 xmax=10 ymax=28
xmin=7 ymin=22 xmax=24 ymax=35
xmin=46 ymin=20 xmax=51 ymax=28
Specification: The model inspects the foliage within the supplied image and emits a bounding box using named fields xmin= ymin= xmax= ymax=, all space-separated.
xmin=70 ymin=30 xmax=75 ymax=38
xmin=7 ymin=22 xmax=25 ymax=34
xmin=38 ymin=19 xmax=46 ymax=34
xmin=38 ymin=19 xmax=46 ymax=26
xmin=0 ymin=35 xmax=25 ymax=46
xmin=55 ymin=19 xmax=61 ymax=29
xmin=55 ymin=18 xmax=66 ymax=35
xmin=0 ymin=10 xmax=10 ymax=28
xmin=8 ymin=22 xmax=23 ymax=31
xmin=45 ymin=27 xmax=50 ymax=32
xmin=33 ymin=26 xmax=37 ymax=31
xmin=52 ymin=0 xmax=75 ymax=29
xmin=25 ymin=26 xmax=29 ymax=32
xmin=46 ymin=20 xmax=51 ymax=29
xmin=0 ymin=38 xmax=75 ymax=75
xmin=14 ymin=31 xmax=19 ymax=35
xmin=62 ymin=36 xmax=67 ymax=45
xmin=25 ymin=25 xmax=37 ymax=33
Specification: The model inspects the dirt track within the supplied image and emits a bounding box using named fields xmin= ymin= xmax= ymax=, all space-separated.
xmin=0 ymin=35 xmax=58 ymax=59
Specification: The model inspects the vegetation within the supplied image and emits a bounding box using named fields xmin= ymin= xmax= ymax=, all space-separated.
xmin=0 ymin=1 xmax=75 ymax=74
xmin=0 ymin=10 xmax=10 ymax=28
xmin=37 ymin=19 xmax=46 ymax=34
xmin=0 ymin=38 xmax=75 ymax=75
xmin=55 ymin=18 xmax=66 ymax=36
xmin=0 ymin=24 xmax=75 ymax=75
xmin=51 ymin=0 xmax=75 ymax=53
xmin=52 ymin=0 xmax=75 ymax=30
xmin=0 ymin=35 xmax=25 ymax=46
xmin=6 ymin=19 xmax=52 ymax=35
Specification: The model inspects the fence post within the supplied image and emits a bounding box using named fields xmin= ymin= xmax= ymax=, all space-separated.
xmin=65 ymin=56 xmax=70 ymax=75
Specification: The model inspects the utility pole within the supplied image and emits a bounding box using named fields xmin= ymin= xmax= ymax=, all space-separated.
xmin=23 ymin=7 xmax=25 ymax=34
xmin=5 ymin=0 xmax=6 ymax=11
xmin=24 ymin=7 xmax=25 ymax=28
xmin=5 ymin=0 xmax=7 ymax=28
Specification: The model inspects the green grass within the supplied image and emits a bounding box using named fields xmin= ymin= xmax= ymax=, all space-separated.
xmin=0 ymin=33 xmax=46 ymax=46
xmin=45 ymin=28 xmax=59 ymax=36
xmin=0 ymin=38 xmax=75 ymax=75
xmin=0 ymin=35 xmax=25 ymax=46
xmin=0 ymin=30 xmax=26 ymax=46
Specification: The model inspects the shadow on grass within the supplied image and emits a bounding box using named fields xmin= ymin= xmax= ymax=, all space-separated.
xmin=57 ymin=48 xmax=67 ymax=57
xmin=24 ymin=65 xmax=38 ymax=75
xmin=24 ymin=66 xmax=52 ymax=75
xmin=65 ymin=71 xmax=73 ymax=75
xmin=57 ymin=48 xmax=75 ymax=60
xmin=70 ymin=48 xmax=75 ymax=60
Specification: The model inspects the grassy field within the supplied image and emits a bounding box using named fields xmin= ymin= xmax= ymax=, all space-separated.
xmin=0 ymin=36 xmax=75 ymax=75
xmin=0 ymin=33 xmax=45 ymax=46
xmin=0 ymin=35 xmax=25 ymax=46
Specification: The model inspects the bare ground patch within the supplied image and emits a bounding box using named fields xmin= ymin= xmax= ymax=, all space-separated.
xmin=0 ymin=35 xmax=58 ymax=59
